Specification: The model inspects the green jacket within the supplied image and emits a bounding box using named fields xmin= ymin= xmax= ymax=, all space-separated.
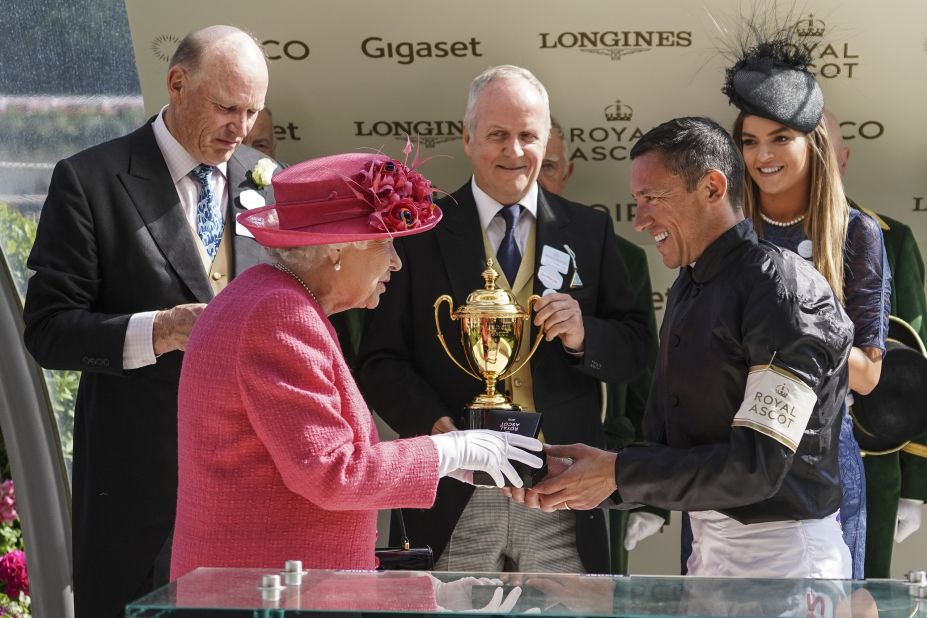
xmin=854 ymin=205 xmax=927 ymax=500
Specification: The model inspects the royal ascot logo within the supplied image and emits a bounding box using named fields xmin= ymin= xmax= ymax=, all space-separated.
xmin=604 ymin=99 xmax=633 ymax=122
xmin=775 ymin=383 xmax=790 ymax=398
xmin=569 ymin=96 xmax=644 ymax=163
xmin=539 ymin=30 xmax=692 ymax=62
xmin=353 ymin=120 xmax=463 ymax=149
xmin=582 ymin=96 xmax=645 ymax=228
xmin=360 ymin=36 xmax=483 ymax=65
xmin=150 ymin=34 xmax=180 ymax=62
xmin=788 ymin=14 xmax=859 ymax=79
xmin=795 ymin=13 xmax=826 ymax=38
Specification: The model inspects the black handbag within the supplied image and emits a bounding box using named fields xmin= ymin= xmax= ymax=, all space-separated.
xmin=375 ymin=509 xmax=434 ymax=570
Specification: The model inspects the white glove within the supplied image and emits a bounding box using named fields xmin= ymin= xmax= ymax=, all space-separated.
xmin=624 ymin=511 xmax=665 ymax=551
xmin=895 ymin=498 xmax=924 ymax=543
xmin=432 ymin=575 xmax=523 ymax=613
xmin=429 ymin=430 xmax=543 ymax=488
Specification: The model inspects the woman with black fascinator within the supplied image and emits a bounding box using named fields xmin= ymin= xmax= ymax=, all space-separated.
xmin=723 ymin=23 xmax=891 ymax=579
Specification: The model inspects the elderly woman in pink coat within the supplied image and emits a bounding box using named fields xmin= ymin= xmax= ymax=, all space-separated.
xmin=169 ymin=152 xmax=542 ymax=579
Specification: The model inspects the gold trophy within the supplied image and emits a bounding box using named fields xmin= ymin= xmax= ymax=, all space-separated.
xmin=434 ymin=259 xmax=547 ymax=486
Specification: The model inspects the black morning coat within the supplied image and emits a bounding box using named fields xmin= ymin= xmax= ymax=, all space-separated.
xmin=23 ymin=120 xmax=277 ymax=618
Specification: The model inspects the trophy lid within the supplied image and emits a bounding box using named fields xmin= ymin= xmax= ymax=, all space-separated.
xmin=456 ymin=259 xmax=529 ymax=318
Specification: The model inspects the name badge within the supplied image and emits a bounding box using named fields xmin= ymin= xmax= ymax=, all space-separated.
xmin=731 ymin=365 xmax=817 ymax=452
xmin=538 ymin=264 xmax=564 ymax=291
xmin=540 ymin=245 xmax=571 ymax=274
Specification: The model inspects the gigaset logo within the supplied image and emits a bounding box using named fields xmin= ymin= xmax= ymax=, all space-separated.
xmin=360 ymin=36 xmax=483 ymax=65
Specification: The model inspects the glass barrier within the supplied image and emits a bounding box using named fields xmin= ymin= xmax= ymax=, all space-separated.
xmin=127 ymin=568 xmax=920 ymax=617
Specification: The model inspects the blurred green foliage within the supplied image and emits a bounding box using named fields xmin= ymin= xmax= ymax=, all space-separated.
xmin=0 ymin=203 xmax=76 ymax=479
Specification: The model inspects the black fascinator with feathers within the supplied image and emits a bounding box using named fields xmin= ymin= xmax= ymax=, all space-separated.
xmin=720 ymin=11 xmax=823 ymax=133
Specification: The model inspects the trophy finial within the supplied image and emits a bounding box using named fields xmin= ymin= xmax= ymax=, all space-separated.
xmin=483 ymin=259 xmax=500 ymax=290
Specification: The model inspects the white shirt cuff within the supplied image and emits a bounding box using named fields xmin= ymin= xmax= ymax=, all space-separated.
xmin=123 ymin=311 xmax=158 ymax=370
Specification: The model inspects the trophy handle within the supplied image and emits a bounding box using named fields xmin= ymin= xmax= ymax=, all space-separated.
xmin=499 ymin=294 xmax=545 ymax=381
xmin=434 ymin=295 xmax=482 ymax=382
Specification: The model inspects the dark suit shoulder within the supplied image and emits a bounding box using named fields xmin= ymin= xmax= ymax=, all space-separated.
xmin=230 ymin=143 xmax=280 ymax=169
xmin=436 ymin=181 xmax=473 ymax=208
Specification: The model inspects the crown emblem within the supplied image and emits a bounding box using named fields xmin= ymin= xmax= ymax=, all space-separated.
xmin=604 ymin=99 xmax=633 ymax=122
xmin=775 ymin=383 xmax=790 ymax=398
xmin=795 ymin=14 xmax=825 ymax=38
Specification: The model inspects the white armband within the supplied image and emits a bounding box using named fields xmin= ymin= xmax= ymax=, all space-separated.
xmin=731 ymin=366 xmax=817 ymax=452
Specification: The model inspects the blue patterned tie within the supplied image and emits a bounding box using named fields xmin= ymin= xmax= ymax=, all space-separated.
xmin=497 ymin=204 xmax=523 ymax=285
xmin=191 ymin=164 xmax=223 ymax=260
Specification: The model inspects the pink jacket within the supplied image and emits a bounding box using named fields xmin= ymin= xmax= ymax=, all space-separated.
xmin=170 ymin=264 xmax=439 ymax=579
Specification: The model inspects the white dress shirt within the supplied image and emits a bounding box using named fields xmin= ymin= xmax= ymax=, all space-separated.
xmin=470 ymin=177 xmax=538 ymax=256
xmin=122 ymin=106 xmax=229 ymax=369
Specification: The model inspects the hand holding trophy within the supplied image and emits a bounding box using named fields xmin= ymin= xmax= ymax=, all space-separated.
xmin=434 ymin=259 xmax=547 ymax=487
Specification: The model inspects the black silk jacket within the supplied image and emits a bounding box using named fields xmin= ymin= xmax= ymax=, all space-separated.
xmin=616 ymin=219 xmax=854 ymax=523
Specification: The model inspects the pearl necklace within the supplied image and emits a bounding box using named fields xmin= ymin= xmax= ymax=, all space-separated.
xmin=272 ymin=262 xmax=320 ymax=305
xmin=760 ymin=211 xmax=806 ymax=227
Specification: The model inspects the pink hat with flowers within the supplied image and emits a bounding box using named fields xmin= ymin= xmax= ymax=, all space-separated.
xmin=237 ymin=150 xmax=442 ymax=247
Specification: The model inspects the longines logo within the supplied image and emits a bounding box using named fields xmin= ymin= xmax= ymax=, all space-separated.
xmin=361 ymin=36 xmax=483 ymax=65
xmin=150 ymin=35 xmax=310 ymax=62
xmin=604 ymin=99 xmax=633 ymax=122
xmin=795 ymin=14 xmax=826 ymax=38
xmin=353 ymin=120 xmax=463 ymax=149
xmin=150 ymin=34 xmax=179 ymax=62
xmin=539 ymin=30 xmax=692 ymax=62
xmin=784 ymin=14 xmax=859 ymax=79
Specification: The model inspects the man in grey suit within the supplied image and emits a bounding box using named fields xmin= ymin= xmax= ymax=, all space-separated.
xmin=23 ymin=25 xmax=277 ymax=618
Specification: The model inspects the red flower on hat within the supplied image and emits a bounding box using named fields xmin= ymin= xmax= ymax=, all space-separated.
xmin=344 ymin=140 xmax=442 ymax=234
xmin=379 ymin=197 xmax=420 ymax=231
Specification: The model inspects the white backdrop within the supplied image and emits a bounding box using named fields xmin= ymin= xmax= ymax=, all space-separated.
xmin=124 ymin=0 xmax=927 ymax=324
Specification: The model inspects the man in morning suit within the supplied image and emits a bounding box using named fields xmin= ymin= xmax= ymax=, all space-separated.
xmin=23 ymin=26 xmax=278 ymax=618
xmin=356 ymin=65 xmax=652 ymax=573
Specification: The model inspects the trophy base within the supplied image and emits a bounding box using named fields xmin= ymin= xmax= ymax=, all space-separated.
xmin=460 ymin=406 xmax=547 ymax=488
xmin=468 ymin=395 xmax=520 ymax=410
